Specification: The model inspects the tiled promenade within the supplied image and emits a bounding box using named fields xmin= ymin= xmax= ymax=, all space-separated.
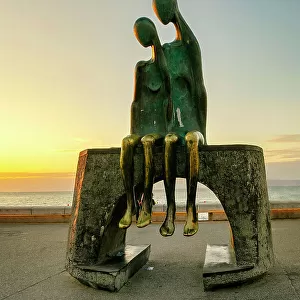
xmin=1 ymin=219 xmax=300 ymax=300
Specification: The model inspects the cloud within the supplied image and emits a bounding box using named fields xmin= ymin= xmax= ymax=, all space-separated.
xmin=264 ymin=148 xmax=300 ymax=162
xmin=268 ymin=134 xmax=300 ymax=143
xmin=0 ymin=172 xmax=75 ymax=179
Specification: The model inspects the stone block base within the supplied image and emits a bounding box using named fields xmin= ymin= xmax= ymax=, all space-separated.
xmin=66 ymin=146 xmax=274 ymax=291
xmin=203 ymin=244 xmax=266 ymax=290
xmin=68 ymin=245 xmax=150 ymax=292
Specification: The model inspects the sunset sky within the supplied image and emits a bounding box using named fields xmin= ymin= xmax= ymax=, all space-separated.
xmin=0 ymin=0 xmax=299 ymax=191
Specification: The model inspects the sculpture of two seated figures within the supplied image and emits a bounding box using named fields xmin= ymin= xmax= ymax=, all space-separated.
xmin=120 ymin=0 xmax=207 ymax=238
xmin=66 ymin=0 xmax=274 ymax=292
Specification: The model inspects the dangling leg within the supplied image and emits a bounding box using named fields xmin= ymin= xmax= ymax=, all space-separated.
xmin=137 ymin=134 xmax=162 ymax=228
xmin=119 ymin=134 xmax=141 ymax=229
xmin=160 ymin=133 xmax=178 ymax=236
xmin=184 ymin=131 xmax=204 ymax=236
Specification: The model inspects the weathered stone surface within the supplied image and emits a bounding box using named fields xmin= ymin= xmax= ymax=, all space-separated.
xmin=70 ymin=245 xmax=150 ymax=291
xmin=66 ymin=145 xmax=274 ymax=291
xmin=203 ymin=244 xmax=253 ymax=275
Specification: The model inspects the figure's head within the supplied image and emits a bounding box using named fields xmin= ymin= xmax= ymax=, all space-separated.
xmin=134 ymin=17 xmax=158 ymax=47
xmin=152 ymin=0 xmax=178 ymax=25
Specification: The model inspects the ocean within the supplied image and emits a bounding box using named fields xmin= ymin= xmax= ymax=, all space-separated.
xmin=0 ymin=179 xmax=299 ymax=207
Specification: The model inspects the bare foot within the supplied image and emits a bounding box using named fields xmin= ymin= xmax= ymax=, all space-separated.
xmin=183 ymin=221 xmax=198 ymax=236
xmin=119 ymin=209 xmax=132 ymax=229
xmin=184 ymin=207 xmax=198 ymax=236
xmin=160 ymin=220 xmax=175 ymax=236
xmin=136 ymin=210 xmax=151 ymax=228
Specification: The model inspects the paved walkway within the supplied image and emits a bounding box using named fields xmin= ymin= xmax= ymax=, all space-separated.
xmin=0 ymin=220 xmax=300 ymax=300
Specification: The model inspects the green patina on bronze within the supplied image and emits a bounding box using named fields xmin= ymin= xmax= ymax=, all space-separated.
xmin=119 ymin=0 xmax=207 ymax=236
xmin=131 ymin=0 xmax=207 ymax=140
xmin=131 ymin=17 xmax=172 ymax=137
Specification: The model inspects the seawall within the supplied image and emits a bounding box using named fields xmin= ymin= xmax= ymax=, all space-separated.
xmin=0 ymin=201 xmax=300 ymax=223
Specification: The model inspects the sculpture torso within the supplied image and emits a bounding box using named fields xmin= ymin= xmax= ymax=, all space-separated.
xmin=163 ymin=41 xmax=201 ymax=139
xmin=131 ymin=60 xmax=168 ymax=136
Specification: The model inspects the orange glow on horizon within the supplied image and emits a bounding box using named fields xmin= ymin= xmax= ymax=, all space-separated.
xmin=0 ymin=172 xmax=76 ymax=192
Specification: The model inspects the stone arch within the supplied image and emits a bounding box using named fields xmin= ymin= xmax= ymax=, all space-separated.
xmin=66 ymin=145 xmax=274 ymax=290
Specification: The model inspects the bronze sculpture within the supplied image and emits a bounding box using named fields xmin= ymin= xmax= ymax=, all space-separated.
xmin=119 ymin=0 xmax=207 ymax=236
xmin=66 ymin=0 xmax=274 ymax=291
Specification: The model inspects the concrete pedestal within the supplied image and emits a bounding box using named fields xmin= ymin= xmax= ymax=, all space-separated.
xmin=65 ymin=145 xmax=274 ymax=291
xmin=68 ymin=245 xmax=150 ymax=291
